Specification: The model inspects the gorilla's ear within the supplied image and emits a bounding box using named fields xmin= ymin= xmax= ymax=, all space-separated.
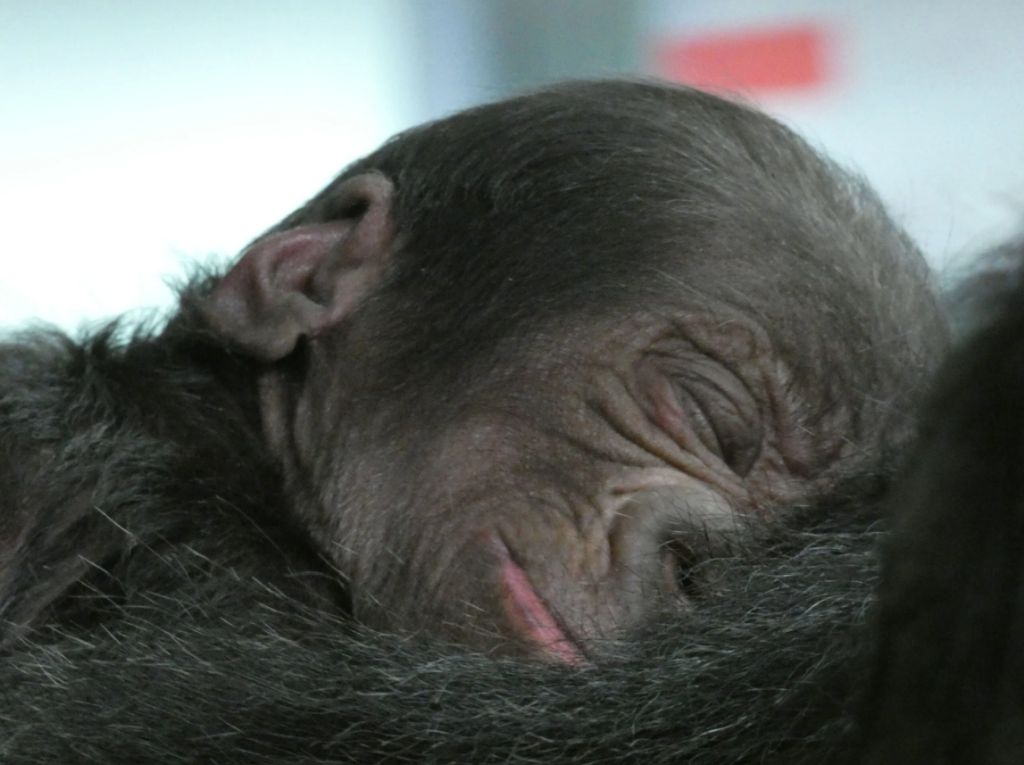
xmin=200 ymin=172 xmax=394 ymax=362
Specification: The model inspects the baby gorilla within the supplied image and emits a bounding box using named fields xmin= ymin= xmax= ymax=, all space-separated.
xmin=0 ymin=80 xmax=944 ymax=669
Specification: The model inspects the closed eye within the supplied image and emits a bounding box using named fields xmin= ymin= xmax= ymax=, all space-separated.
xmin=675 ymin=375 xmax=763 ymax=476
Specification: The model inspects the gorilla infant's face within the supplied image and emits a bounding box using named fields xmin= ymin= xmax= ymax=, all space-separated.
xmin=272 ymin=279 xmax=843 ymax=662
xmin=200 ymin=82 xmax=942 ymax=662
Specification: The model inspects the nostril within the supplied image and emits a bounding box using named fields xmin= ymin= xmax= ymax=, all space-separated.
xmin=663 ymin=538 xmax=701 ymax=600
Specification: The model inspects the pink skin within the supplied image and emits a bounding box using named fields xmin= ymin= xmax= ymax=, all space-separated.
xmin=489 ymin=535 xmax=588 ymax=666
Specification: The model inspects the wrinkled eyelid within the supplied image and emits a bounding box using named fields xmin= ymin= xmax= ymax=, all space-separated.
xmin=675 ymin=388 xmax=722 ymax=451
xmin=638 ymin=355 xmax=763 ymax=475
xmin=677 ymin=382 xmax=763 ymax=477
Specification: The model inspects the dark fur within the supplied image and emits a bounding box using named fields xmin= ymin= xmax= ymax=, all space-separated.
xmin=1 ymin=491 xmax=878 ymax=763
xmin=0 ymin=80 xmax=978 ymax=762
xmin=857 ymin=250 xmax=1024 ymax=764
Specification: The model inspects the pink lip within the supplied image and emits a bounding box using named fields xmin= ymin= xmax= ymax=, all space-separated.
xmin=490 ymin=535 xmax=587 ymax=666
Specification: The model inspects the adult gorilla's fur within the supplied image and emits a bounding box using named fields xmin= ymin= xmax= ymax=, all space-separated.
xmin=0 ymin=455 xmax=878 ymax=763
xmin=856 ymin=245 xmax=1024 ymax=763
xmin=0 ymin=81 xmax=1015 ymax=763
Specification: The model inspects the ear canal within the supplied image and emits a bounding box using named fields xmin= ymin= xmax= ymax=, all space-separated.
xmin=198 ymin=172 xmax=395 ymax=362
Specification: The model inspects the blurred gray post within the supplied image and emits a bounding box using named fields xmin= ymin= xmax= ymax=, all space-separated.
xmin=414 ymin=0 xmax=644 ymax=118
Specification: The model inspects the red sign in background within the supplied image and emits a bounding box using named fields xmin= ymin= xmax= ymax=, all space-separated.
xmin=653 ymin=22 xmax=832 ymax=95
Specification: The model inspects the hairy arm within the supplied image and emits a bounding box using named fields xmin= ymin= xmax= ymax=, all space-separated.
xmin=0 ymin=512 xmax=873 ymax=765
xmin=0 ymin=333 xmax=127 ymax=637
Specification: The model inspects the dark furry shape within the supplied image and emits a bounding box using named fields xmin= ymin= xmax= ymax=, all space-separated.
xmin=0 ymin=317 xmax=346 ymax=641
xmin=1 ymin=502 xmax=878 ymax=764
xmin=858 ymin=255 xmax=1024 ymax=764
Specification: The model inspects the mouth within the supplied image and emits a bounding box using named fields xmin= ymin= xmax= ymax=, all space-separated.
xmin=489 ymin=533 xmax=588 ymax=666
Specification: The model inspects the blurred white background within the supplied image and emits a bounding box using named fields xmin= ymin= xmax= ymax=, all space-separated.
xmin=3 ymin=0 xmax=1023 ymax=330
